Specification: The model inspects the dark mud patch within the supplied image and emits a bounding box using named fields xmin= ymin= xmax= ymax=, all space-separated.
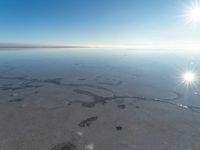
xmin=116 ymin=126 xmax=123 ymax=131
xmin=0 ymin=76 xmax=27 ymax=80
xmin=74 ymin=89 xmax=107 ymax=104
xmin=44 ymin=78 xmax=63 ymax=85
xmin=68 ymin=89 xmax=110 ymax=108
xmin=0 ymin=84 xmax=42 ymax=91
xmin=0 ymin=80 xmax=42 ymax=91
xmin=9 ymin=98 xmax=23 ymax=102
xmin=117 ymin=104 xmax=126 ymax=109
xmin=69 ymin=89 xmax=183 ymax=109
xmin=96 ymin=80 xmax=123 ymax=86
xmin=78 ymin=78 xmax=86 ymax=81
xmin=10 ymin=93 xmax=18 ymax=97
xmin=187 ymin=106 xmax=200 ymax=113
xmin=34 ymin=91 xmax=39 ymax=94
xmin=135 ymin=106 xmax=140 ymax=109
xmin=79 ymin=116 xmax=98 ymax=127
xmin=1 ymin=83 xmax=13 ymax=87
xmin=0 ymin=76 xmax=113 ymax=94
xmin=64 ymin=83 xmax=113 ymax=93
xmin=51 ymin=142 xmax=76 ymax=150
xmin=68 ymin=89 xmax=199 ymax=114
xmin=2 ymin=75 xmax=197 ymax=113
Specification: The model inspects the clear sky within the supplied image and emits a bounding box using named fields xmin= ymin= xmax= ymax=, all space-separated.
xmin=0 ymin=0 xmax=200 ymax=47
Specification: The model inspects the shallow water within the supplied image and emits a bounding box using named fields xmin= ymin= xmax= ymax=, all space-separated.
xmin=0 ymin=48 xmax=200 ymax=150
xmin=0 ymin=49 xmax=200 ymax=109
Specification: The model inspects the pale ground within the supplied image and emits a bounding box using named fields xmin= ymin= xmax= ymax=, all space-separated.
xmin=0 ymin=49 xmax=200 ymax=150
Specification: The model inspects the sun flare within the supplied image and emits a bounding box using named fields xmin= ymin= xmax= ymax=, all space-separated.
xmin=182 ymin=71 xmax=197 ymax=84
xmin=184 ymin=1 xmax=200 ymax=25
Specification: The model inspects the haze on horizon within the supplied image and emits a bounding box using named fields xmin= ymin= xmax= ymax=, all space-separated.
xmin=0 ymin=0 xmax=200 ymax=49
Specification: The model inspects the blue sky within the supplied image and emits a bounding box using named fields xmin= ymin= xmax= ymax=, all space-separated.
xmin=0 ymin=0 xmax=200 ymax=47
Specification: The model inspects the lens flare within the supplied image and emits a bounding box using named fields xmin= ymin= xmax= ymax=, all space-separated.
xmin=184 ymin=1 xmax=200 ymax=25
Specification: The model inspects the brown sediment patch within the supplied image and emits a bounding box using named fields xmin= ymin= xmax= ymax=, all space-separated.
xmin=79 ymin=116 xmax=98 ymax=127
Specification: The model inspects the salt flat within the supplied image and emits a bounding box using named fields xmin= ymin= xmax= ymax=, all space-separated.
xmin=0 ymin=49 xmax=200 ymax=150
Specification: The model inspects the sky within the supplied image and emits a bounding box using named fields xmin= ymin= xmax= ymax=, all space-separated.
xmin=0 ymin=0 xmax=200 ymax=47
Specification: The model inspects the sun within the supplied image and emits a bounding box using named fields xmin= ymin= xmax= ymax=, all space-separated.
xmin=182 ymin=71 xmax=196 ymax=82
xmin=182 ymin=71 xmax=197 ymax=85
xmin=178 ymin=70 xmax=199 ymax=89
xmin=184 ymin=1 xmax=200 ymax=25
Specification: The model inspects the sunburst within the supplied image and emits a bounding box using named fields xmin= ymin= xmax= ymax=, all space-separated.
xmin=184 ymin=0 xmax=200 ymax=25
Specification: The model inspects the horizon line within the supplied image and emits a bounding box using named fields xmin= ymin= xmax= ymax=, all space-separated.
xmin=0 ymin=43 xmax=200 ymax=50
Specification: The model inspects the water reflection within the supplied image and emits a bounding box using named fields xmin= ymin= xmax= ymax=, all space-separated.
xmin=1 ymin=49 xmax=200 ymax=109
xmin=182 ymin=71 xmax=197 ymax=85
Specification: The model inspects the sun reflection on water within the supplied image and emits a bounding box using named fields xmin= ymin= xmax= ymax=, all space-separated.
xmin=182 ymin=71 xmax=196 ymax=84
xmin=179 ymin=70 xmax=199 ymax=90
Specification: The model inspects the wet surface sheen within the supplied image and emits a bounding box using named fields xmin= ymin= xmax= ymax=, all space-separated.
xmin=0 ymin=49 xmax=200 ymax=150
